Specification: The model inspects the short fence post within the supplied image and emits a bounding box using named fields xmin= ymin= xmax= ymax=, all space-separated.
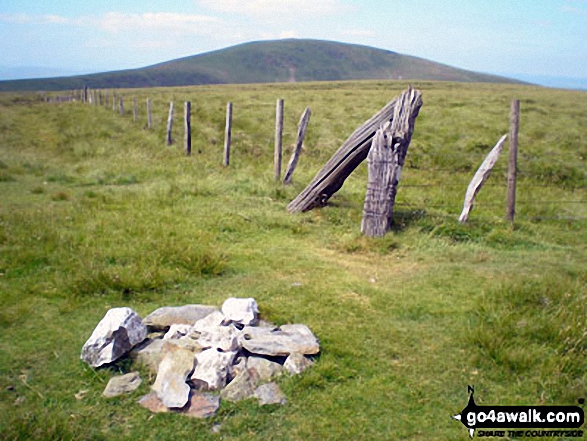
xmin=147 ymin=98 xmax=152 ymax=129
xmin=223 ymin=102 xmax=233 ymax=166
xmin=133 ymin=97 xmax=138 ymax=122
xmin=166 ymin=101 xmax=174 ymax=146
xmin=274 ymin=98 xmax=284 ymax=181
xmin=506 ymin=99 xmax=520 ymax=224
xmin=184 ymin=101 xmax=191 ymax=156
xmin=112 ymin=92 xmax=116 ymax=111
xmin=119 ymin=96 xmax=124 ymax=116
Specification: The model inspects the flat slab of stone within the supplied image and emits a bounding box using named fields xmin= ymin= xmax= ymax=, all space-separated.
xmin=81 ymin=307 xmax=147 ymax=367
xmin=240 ymin=328 xmax=319 ymax=357
xmin=255 ymin=382 xmax=287 ymax=406
xmin=138 ymin=392 xmax=168 ymax=413
xmin=193 ymin=310 xmax=225 ymax=333
xmin=221 ymin=298 xmax=258 ymax=325
xmin=103 ymin=372 xmax=142 ymax=398
xmin=144 ymin=305 xmax=218 ymax=330
xmin=181 ymin=393 xmax=220 ymax=418
xmin=164 ymin=324 xmax=193 ymax=340
xmin=198 ymin=324 xmax=240 ymax=352
xmin=152 ymin=348 xmax=195 ymax=408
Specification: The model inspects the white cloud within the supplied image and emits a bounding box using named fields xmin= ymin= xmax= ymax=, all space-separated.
xmin=196 ymin=0 xmax=344 ymax=17
xmin=0 ymin=13 xmax=70 ymax=25
xmin=96 ymin=12 xmax=222 ymax=34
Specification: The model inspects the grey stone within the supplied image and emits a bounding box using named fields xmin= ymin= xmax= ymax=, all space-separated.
xmin=152 ymin=347 xmax=195 ymax=408
xmin=129 ymin=338 xmax=167 ymax=373
xmin=144 ymin=305 xmax=218 ymax=330
xmin=284 ymin=352 xmax=313 ymax=375
xmin=228 ymin=356 xmax=247 ymax=380
xmin=279 ymin=324 xmax=315 ymax=338
xmin=254 ymin=382 xmax=287 ymax=406
xmin=239 ymin=327 xmax=319 ymax=357
xmin=221 ymin=297 xmax=258 ymax=325
xmin=103 ymin=372 xmax=142 ymax=398
xmin=221 ymin=368 xmax=260 ymax=402
xmin=81 ymin=307 xmax=147 ymax=367
xmin=190 ymin=348 xmax=236 ymax=390
xmin=181 ymin=392 xmax=220 ymax=418
xmin=163 ymin=324 xmax=193 ymax=340
xmin=198 ymin=324 xmax=240 ymax=352
xmin=247 ymin=356 xmax=284 ymax=381
xmin=192 ymin=310 xmax=225 ymax=333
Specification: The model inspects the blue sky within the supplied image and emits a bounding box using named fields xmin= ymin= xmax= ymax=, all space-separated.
xmin=0 ymin=0 xmax=585 ymax=85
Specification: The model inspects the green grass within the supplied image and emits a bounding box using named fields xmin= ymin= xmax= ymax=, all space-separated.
xmin=0 ymin=80 xmax=585 ymax=440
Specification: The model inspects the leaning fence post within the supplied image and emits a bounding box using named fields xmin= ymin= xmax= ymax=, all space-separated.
xmin=166 ymin=102 xmax=174 ymax=146
xmin=223 ymin=102 xmax=233 ymax=166
xmin=284 ymin=106 xmax=311 ymax=185
xmin=133 ymin=97 xmax=138 ymax=122
xmin=274 ymin=98 xmax=284 ymax=181
xmin=184 ymin=101 xmax=191 ymax=156
xmin=506 ymin=99 xmax=520 ymax=224
xmin=147 ymin=98 xmax=152 ymax=129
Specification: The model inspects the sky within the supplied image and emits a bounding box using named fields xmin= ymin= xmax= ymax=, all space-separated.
xmin=0 ymin=0 xmax=586 ymax=87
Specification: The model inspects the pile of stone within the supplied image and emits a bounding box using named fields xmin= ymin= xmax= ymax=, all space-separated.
xmin=80 ymin=298 xmax=319 ymax=418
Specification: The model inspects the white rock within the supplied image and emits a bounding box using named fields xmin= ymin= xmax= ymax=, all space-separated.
xmin=239 ymin=327 xmax=319 ymax=357
xmin=103 ymin=372 xmax=142 ymax=398
xmin=81 ymin=307 xmax=147 ymax=367
xmin=221 ymin=298 xmax=258 ymax=325
xmin=163 ymin=324 xmax=193 ymax=340
xmin=247 ymin=356 xmax=284 ymax=381
xmin=152 ymin=348 xmax=195 ymax=409
xmin=284 ymin=352 xmax=313 ymax=375
xmin=191 ymin=349 xmax=236 ymax=390
xmin=279 ymin=324 xmax=315 ymax=338
xmin=144 ymin=305 xmax=219 ymax=330
xmin=192 ymin=310 xmax=225 ymax=333
xmin=255 ymin=382 xmax=287 ymax=406
xmin=198 ymin=324 xmax=240 ymax=352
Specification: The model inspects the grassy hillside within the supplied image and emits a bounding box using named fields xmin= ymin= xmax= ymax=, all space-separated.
xmin=0 ymin=39 xmax=521 ymax=92
xmin=0 ymin=80 xmax=585 ymax=440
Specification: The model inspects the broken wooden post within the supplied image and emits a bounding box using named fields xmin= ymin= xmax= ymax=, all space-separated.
xmin=459 ymin=134 xmax=507 ymax=223
xmin=133 ymin=97 xmax=138 ymax=122
xmin=223 ymin=102 xmax=233 ymax=166
xmin=284 ymin=106 xmax=311 ymax=185
xmin=361 ymin=88 xmax=423 ymax=236
xmin=287 ymin=88 xmax=416 ymax=213
xmin=147 ymin=98 xmax=153 ymax=129
xmin=119 ymin=96 xmax=124 ymax=116
xmin=274 ymin=99 xmax=284 ymax=181
xmin=166 ymin=101 xmax=174 ymax=146
xmin=184 ymin=101 xmax=191 ymax=156
xmin=506 ymin=99 xmax=520 ymax=224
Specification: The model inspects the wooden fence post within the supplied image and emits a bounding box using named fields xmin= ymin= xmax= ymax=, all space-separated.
xmin=83 ymin=86 xmax=88 ymax=104
xmin=506 ymin=99 xmax=520 ymax=224
xmin=166 ymin=102 xmax=174 ymax=146
xmin=112 ymin=93 xmax=116 ymax=111
xmin=147 ymin=98 xmax=152 ymax=129
xmin=284 ymin=106 xmax=311 ymax=185
xmin=133 ymin=97 xmax=138 ymax=122
xmin=119 ymin=96 xmax=124 ymax=116
xmin=184 ymin=101 xmax=191 ymax=156
xmin=274 ymin=99 xmax=284 ymax=181
xmin=223 ymin=102 xmax=233 ymax=166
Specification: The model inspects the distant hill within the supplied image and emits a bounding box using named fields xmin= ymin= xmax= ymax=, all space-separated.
xmin=0 ymin=39 xmax=522 ymax=92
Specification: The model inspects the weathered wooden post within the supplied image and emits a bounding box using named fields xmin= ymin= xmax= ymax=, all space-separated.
xmin=459 ymin=134 xmax=507 ymax=223
xmin=112 ymin=92 xmax=116 ymax=111
xmin=133 ymin=97 xmax=138 ymax=122
xmin=83 ymin=86 xmax=88 ymax=104
xmin=284 ymin=106 xmax=311 ymax=185
xmin=166 ymin=102 xmax=174 ymax=146
xmin=506 ymin=99 xmax=520 ymax=224
xmin=274 ymin=99 xmax=284 ymax=181
xmin=184 ymin=101 xmax=191 ymax=156
xmin=223 ymin=102 xmax=233 ymax=166
xmin=147 ymin=98 xmax=153 ymax=129
xmin=119 ymin=96 xmax=124 ymax=116
xmin=361 ymin=88 xmax=423 ymax=237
